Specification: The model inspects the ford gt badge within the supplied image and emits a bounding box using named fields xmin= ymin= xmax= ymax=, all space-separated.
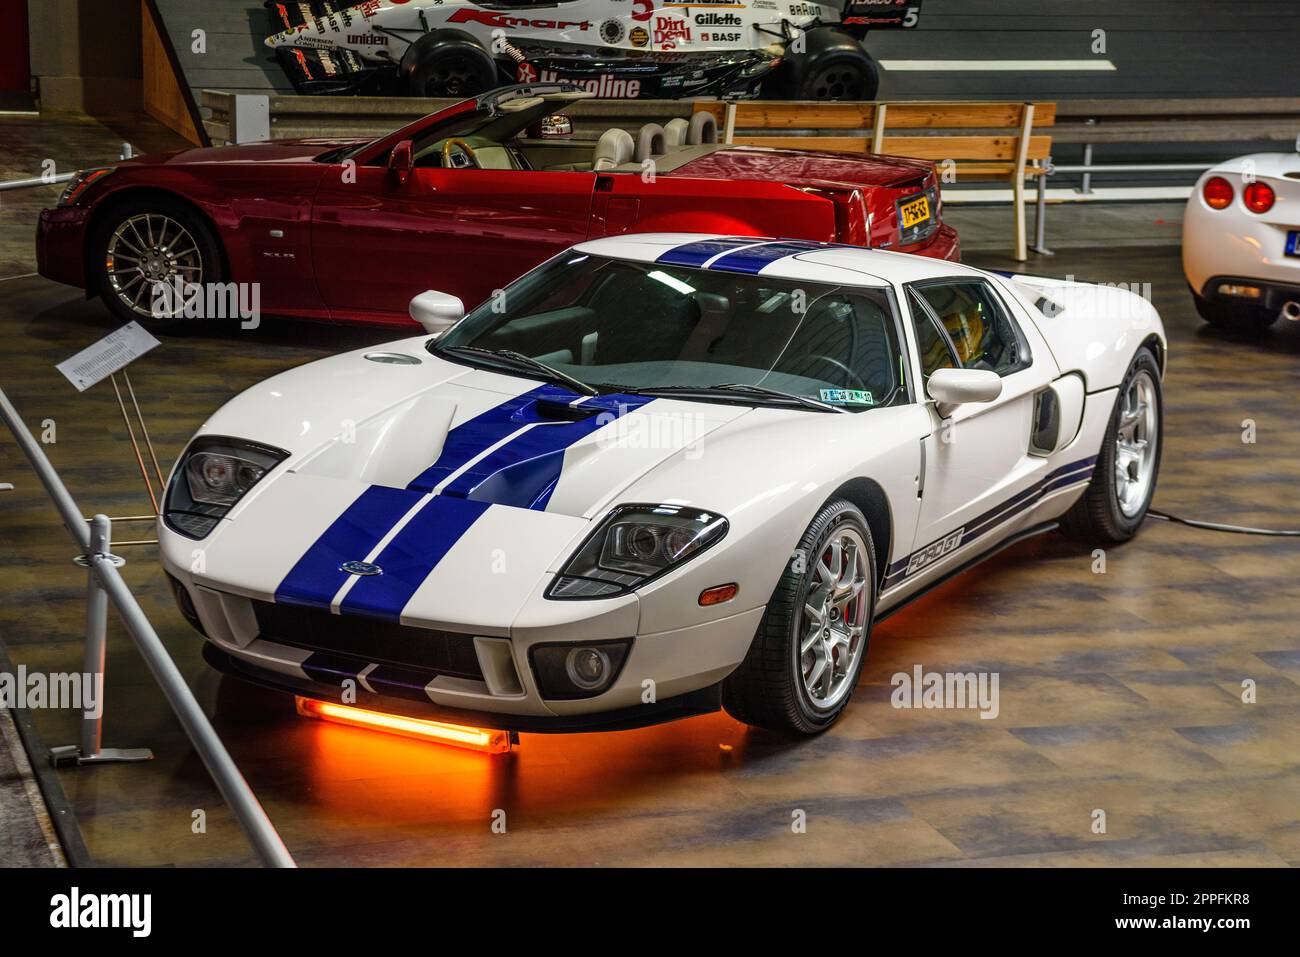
xmin=340 ymin=561 xmax=382 ymax=577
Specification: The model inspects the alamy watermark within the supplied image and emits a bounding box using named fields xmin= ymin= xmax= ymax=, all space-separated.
xmin=0 ymin=666 xmax=103 ymax=718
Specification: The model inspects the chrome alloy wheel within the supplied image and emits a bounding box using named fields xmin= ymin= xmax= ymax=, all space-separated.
xmin=1114 ymin=369 xmax=1159 ymax=518
xmin=105 ymin=213 xmax=202 ymax=318
xmin=800 ymin=526 xmax=870 ymax=710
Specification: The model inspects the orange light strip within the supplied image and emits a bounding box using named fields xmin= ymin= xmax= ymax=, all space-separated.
xmin=295 ymin=697 xmax=513 ymax=754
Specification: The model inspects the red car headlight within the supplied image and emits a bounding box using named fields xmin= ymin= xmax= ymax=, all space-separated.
xmin=58 ymin=167 xmax=115 ymax=207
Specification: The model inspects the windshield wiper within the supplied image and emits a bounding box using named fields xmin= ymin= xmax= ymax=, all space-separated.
xmin=627 ymin=383 xmax=846 ymax=413
xmin=436 ymin=345 xmax=599 ymax=396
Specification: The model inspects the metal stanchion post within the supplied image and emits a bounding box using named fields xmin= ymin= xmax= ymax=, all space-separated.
xmin=49 ymin=514 xmax=153 ymax=767
xmin=1032 ymin=157 xmax=1055 ymax=256
xmin=1080 ymin=143 xmax=1094 ymax=194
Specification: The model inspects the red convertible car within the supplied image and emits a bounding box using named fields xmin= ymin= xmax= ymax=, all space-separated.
xmin=37 ymin=84 xmax=960 ymax=329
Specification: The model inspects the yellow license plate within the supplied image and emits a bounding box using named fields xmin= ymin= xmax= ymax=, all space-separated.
xmin=899 ymin=195 xmax=931 ymax=230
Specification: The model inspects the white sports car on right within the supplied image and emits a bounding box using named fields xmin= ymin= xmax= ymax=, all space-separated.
xmin=1184 ymin=150 xmax=1300 ymax=332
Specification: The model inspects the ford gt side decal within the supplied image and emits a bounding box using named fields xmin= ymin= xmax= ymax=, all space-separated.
xmin=883 ymin=455 xmax=1097 ymax=589
xmin=275 ymin=384 xmax=653 ymax=618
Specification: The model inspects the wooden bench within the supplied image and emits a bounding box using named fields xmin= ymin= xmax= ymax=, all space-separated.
xmin=695 ymin=100 xmax=1056 ymax=261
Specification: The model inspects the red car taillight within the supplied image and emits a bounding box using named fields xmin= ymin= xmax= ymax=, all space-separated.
xmin=1243 ymin=181 xmax=1276 ymax=214
xmin=1203 ymin=176 xmax=1234 ymax=210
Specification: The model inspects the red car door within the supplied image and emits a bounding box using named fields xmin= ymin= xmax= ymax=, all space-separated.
xmin=311 ymin=165 xmax=598 ymax=322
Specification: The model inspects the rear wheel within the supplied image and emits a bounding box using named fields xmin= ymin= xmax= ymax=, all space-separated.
xmin=406 ymin=33 xmax=498 ymax=98
xmin=722 ymin=500 xmax=876 ymax=734
xmin=89 ymin=196 xmax=224 ymax=331
xmin=1060 ymin=347 xmax=1163 ymax=543
xmin=1192 ymin=291 xmax=1276 ymax=333
xmin=763 ymin=28 xmax=879 ymax=101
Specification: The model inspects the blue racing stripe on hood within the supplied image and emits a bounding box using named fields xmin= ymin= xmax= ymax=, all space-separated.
xmin=440 ymin=392 xmax=653 ymax=510
xmin=339 ymin=495 xmax=491 ymax=622
xmin=655 ymin=236 xmax=767 ymax=268
xmin=407 ymin=384 xmax=573 ymax=492
xmin=275 ymin=485 xmax=424 ymax=610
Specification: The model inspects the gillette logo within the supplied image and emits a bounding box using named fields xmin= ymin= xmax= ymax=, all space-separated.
xmin=695 ymin=12 xmax=743 ymax=25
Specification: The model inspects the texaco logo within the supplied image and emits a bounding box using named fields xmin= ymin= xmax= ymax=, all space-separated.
xmin=516 ymin=61 xmax=538 ymax=82
xmin=599 ymin=18 xmax=626 ymax=44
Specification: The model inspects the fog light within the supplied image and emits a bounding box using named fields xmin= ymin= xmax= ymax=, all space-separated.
xmin=566 ymin=647 xmax=610 ymax=690
xmin=1219 ymin=283 xmax=1262 ymax=299
xmin=530 ymin=639 xmax=631 ymax=700
xmin=295 ymin=698 xmax=512 ymax=754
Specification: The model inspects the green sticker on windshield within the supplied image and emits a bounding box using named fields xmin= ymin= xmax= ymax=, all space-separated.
xmin=820 ymin=389 xmax=874 ymax=406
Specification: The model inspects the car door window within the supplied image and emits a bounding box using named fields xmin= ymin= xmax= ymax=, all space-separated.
xmin=910 ymin=280 xmax=1030 ymax=376
xmin=908 ymin=290 xmax=959 ymax=381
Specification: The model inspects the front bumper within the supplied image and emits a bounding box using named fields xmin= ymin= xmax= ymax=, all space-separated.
xmin=204 ymin=643 xmax=723 ymax=733
xmin=35 ymin=206 xmax=89 ymax=289
xmin=168 ymin=567 xmax=762 ymax=732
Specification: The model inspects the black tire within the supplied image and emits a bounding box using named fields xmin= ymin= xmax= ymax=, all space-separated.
xmin=1192 ymin=291 xmax=1276 ymax=333
xmin=723 ymin=499 xmax=877 ymax=734
xmin=404 ymin=32 xmax=499 ymax=98
xmin=1060 ymin=347 xmax=1163 ymax=544
xmin=89 ymin=195 xmax=225 ymax=332
xmin=764 ymin=28 xmax=879 ymax=101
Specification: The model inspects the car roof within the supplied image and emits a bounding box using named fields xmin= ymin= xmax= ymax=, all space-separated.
xmin=572 ymin=233 xmax=987 ymax=287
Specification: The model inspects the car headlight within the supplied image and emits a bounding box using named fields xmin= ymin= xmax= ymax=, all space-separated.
xmin=163 ymin=437 xmax=288 ymax=539
xmin=58 ymin=167 xmax=115 ymax=207
xmin=547 ymin=504 xmax=728 ymax=599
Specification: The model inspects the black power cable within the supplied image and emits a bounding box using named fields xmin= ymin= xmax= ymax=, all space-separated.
xmin=1148 ymin=508 xmax=1300 ymax=538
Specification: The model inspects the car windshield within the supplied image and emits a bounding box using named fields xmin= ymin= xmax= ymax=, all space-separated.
xmin=432 ymin=253 xmax=908 ymax=412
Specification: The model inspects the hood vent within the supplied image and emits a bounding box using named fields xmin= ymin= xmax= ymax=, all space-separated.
xmin=534 ymin=399 xmax=603 ymax=421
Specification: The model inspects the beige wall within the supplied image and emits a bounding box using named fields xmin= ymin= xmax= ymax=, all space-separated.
xmin=27 ymin=0 xmax=142 ymax=112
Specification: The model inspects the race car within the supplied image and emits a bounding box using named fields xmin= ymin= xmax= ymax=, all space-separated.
xmin=160 ymin=232 xmax=1166 ymax=736
xmin=1183 ymin=150 xmax=1300 ymax=333
xmin=37 ymin=84 xmax=959 ymax=330
xmin=264 ymin=0 xmax=922 ymax=101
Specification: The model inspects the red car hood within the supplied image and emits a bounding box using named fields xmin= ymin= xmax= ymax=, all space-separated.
xmin=125 ymin=138 xmax=363 ymax=167
xmin=668 ymin=146 xmax=934 ymax=190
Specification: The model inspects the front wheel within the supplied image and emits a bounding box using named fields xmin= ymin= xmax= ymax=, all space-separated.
xmin=722 ymin=500 xmax=876 ymax=734
xmin=1060 ymin=347 xmax=1163 ymax=543
xmin=89 ymin=197 xmax=224 ymax=331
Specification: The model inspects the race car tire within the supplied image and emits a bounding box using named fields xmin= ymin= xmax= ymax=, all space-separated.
xmin=89 ymin=194 xmax=226 ymax=333
xmin=1060 ymin=347 xmax=1163 ymax=544
xmin=404 ymin=31 xmax=500 ymax=98
xmin=722 ymin=499 xmax=876 ymax=735
xmin=1192 ymin=291 xmax=1277 ymax=333
xmin=765 ymin=27 xmax=879 ymax=101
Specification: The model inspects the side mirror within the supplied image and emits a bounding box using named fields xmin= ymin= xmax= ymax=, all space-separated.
xmin=389 ymin=139 xmax=414 ymax=184
xmin=927 ymin=367 xmax=1002 ymax=418
xmin=409 ymin=289 xmax=463 ymax=335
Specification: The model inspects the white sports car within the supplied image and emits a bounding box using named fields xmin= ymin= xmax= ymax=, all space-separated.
xmin=1184 ymin=149 xmax=1300 ymax=332
xmin=161 ymin=234 xmax=1166 ymax=735
xmin=264 ymin=0 xmax=917 ymax=100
